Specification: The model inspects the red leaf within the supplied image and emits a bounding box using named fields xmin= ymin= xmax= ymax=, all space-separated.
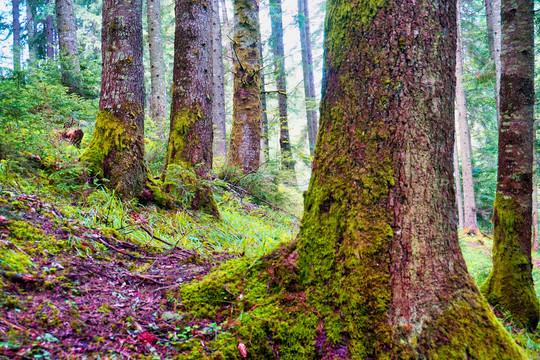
xmin=238 ymin=342 xmax=247 ymax=358
xmin=138 ymin=332 xmax=157 ymax=345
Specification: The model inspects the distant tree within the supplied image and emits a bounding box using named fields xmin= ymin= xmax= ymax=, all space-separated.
xmin=80 ymin=0 xmax=146 ymax=199
xmin=13 ymin=0 xmax=21 ymax=72
xmin=269 ymin=0 xmax=294 ymax=172
xmin=55 ymin=0 xmax=83 ymax=94
xmin=147 ymin=0 xmax=167 ymax=133
xmin=485 ymin=0 xmax=501 ymax=124
xmin=454 ymin=141 xmax=464 ymax=230
xmin=481 ymin=0 xmax=540 ymax=331
xmin=297 ymin=0 xmax=317 ymax=156
xmin=456 ymin=0 xmax=479 ymax=234
xmin=212 ymin=0 xmax=227 ymax=161
xmin=164 ymin=0 xmax=219 ymax=217
xmin=260 ymin=36 xmax=269 ymax=162
xmin=26 ymin=0 xmax=37 ymax=65
xmin=227 ymin=0 xmax=262 ymax=174
xmin=45 ymin=0 xmax=55 ymax=60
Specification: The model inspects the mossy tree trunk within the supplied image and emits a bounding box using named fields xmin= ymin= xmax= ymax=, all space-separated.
xmin=164 ymin=0 xmax=219 ymax=217
xmin=180 ymin=0 xmax=527 ymax=357
xmin=260 ymin=38 xmax=270 ymax=163
xmin=297 ymin=0 xmax=318 ymax=157
xmin=56 ymin=0 xmax=83 ymax=95
xmin=480 ymin=0 xmax=539 ymax=331
xmin=45 ymin=0 xmax=55 ymax=60
xmin=269 ymin=0 xmax=294 ymax=173
xmin=80 ymin=0 xmax=147 ymax=200
xmin=227 ymin=0 xmax=262 ymax=174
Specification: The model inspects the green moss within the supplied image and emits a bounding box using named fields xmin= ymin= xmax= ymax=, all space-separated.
xmin=166 ymin=107 xmax=203 ymax=167
xmin=424 ymin=293 xmax=526 ymax=359
xmin=481 ymin=194 xmax=540 ymax=330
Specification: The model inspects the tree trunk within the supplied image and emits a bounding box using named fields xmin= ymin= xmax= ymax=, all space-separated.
xmin=219 ymin=0 xmax=234 ymax=83
xmin=164 ymin=0 xmax=219 ymax=217
xmin=80 ymin=0 xmax=146 ymax=200
xmin=56 ymin=0 xmax=83 ymax=94
xmin=297 ymin=0 xmax=318 ymax=156
xmin=12 ymin=0 xmax=21 ymax=72
xmin=456 ymin=1 xmax=479 ymax=234
xmin=269 ymin=0 xmax=294 ymax=172
xmin=45 ymin=0 xmax=55 ymax=60
xmin=454 ymin=141 xmax=464 ymax=230
xmin=26 ymin=0 xmax=37 ymax=65
xmin=147 ymin=0 xmax=167 ymax=134
xmin=180 ymin=0 xmax=526 ymax=357
xmin=212 ymin=0 xmax=227 ymax=162
xmin=227 ymin=0 xmax=262 ymax=174
xmin=481 ymin=0 xmax=539 ymax=330
xmin=260 ymin=40 xmax=269 ymax=163
xmin=486 ymin=0 xmax=502 ymax=125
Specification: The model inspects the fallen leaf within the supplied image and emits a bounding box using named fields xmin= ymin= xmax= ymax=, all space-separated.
xmin=238 ymin=342 xmax=247 ymax=358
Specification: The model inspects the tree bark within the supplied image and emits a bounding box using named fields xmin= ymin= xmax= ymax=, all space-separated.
xmin=147 ymin=0 xmax=167 ymax=133
xmin=212 ymin=0 xmax=227 ymax=162
xmin=219 ymin=0 xmax=234 ymax=83
xmin=56 ymin=0 xmax=83 ymax=94
xmin=481 ymin=0 xmax=539 ymax=331
xmin=297 ymin=0 xmax=318 ymax=156
xmin=454 ymin=141 xmax=464 ymax=230
xmin=164 ymin=0 xmax=219 ymax=217
xmin=80 ymin=0 xmax=146 ymax=200
xmin=12 ymin=0 xmax=21 ymax=72
xmin=26 ymin=0 xmax=37 ymax=65
xmin=180 ymin=0 xmax=526 ymax=357
xmin=227 ymin=0 xmax=262 ymax=174
xmin=486 ymin=0 xmax=502 ymax=125
xmin=269 ymin=0 xmax=294 ymax=172
xmin=456 ymin=1 xmax=479 ymax=234
xmin=45 ymin=0 xmax=55 ymax=60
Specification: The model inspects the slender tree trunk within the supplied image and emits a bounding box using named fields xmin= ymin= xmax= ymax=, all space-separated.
xmin=147 ymin=0 xmax=167 ymax=133
xmin=297 ymin=0 xmax=317 ymax=156
xmin=259 ymin=35 xmax=269 ymax=162
xmin=180 ymin=0 xmax=526 ymax=356
xmin=212 ymin=0 xmax=227 ymax=162
xmin=481 ymin=0 xmax=539 ymax=331
xmin=454 ymin=141 xmax=465 ymax=230
xmin=12 ymin=0 xmax=21 ymax=72
xmin=219 ymin=0 xmax=234 ymax=82
xmin=45 ymin=0 xmax=55 ymax=60
xmin=80 ymin=0 xmax=146 ymax=200
xmin=56 ymin=0 xmax=83 ymax=94
xmin=227 ymin=0 xmax=262 ymax=174
xmin=486 ymin=0 xmax=502 ymax=125
xmin=164 ymin=0 xmax=219 ymax=217
xmin=533 ymin=159 xmax=538 ymax=252
xmin=269 ymin=0 xmax=294 ymax=172
xmin=456 ymin=1 xmax=479 ymax=234
xmin=26 ymin=0 xmax=37 ymax=65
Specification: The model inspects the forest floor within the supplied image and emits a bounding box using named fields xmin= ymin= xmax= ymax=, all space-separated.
xmin=2 ymin=179 xmax=540 ymax=359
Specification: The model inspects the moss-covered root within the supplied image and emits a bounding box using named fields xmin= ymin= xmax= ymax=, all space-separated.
xmin=176 ymin=244 xmax=526 ymax=359
xmin=80 ymin=109 xmax=147 ymax=199
xmin=480 ymin=195 xmax=540 ymax=331
xmin=191 ymin=184 xmax=220 ymax=219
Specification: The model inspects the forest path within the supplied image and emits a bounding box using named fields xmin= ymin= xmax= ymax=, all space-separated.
xmin=0 ymin=192 xmax=232 ymax=359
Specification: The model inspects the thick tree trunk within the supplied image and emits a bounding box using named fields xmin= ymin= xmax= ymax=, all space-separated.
xmin=486 ymin=0 xmax=502 ymax=125
xmin=481 ymin=0 xmax=539 ymax=331
xmin=297 ymin=0 xmax=318 ymax=156
xmin=164 ymin=0 xmax=219 ymax=217
xmin=147 ymin=0 xmax=167 ymax=133
xmin=56 ymin=0 xmax=83 ymax=94
xmin=454 ymin=141 xmax=465 ymax=230
xmin=26 ymin=0 xmax=37 ymax=65
xmin=227 ymin=0 xmax=262 ymax=174
xmin=270 ymin=0 xmax=294 ymax=172
xmin=212 ymin=0 xmax=227 ymax=162
xmin=180 ymin=0 xmax=526 ymax=357
xmin=45 ymin=0 xmax=55 ymax=60
xmin=12 ymin=0 xmax=21 ymax=72
xmin=80 ymin=0 xmax=146 ymax=200
xmin=456 ymin=2 xmax=479 ymax=234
